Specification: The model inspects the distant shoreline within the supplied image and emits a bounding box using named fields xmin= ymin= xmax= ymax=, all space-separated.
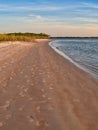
xmin=51 ymin=37 xmax=98 ymax=39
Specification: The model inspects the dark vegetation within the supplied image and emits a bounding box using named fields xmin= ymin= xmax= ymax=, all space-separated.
xmin=0 ymin=33 xmax=50 ymax=42
xmin=51 ymin=37 xmax=98 ymax=39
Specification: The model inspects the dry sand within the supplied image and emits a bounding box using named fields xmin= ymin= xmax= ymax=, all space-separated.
xmin=0 ymin=40 xmax=98 ymax=130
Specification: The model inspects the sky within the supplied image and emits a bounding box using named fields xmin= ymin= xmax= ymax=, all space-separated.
xmin=0 ymin=0 xmax=98 ymax=36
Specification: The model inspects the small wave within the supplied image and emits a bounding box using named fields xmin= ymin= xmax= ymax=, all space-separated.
xmin=49 ymin=41 xmax=98 ymax=79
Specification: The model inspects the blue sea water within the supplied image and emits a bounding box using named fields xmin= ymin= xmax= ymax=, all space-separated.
xmin=50 ymin=38 xmax=98 ymax=79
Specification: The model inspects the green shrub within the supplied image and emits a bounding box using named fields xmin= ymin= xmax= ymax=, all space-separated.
xmin=0 ymin=33 xmax=50 ymax=42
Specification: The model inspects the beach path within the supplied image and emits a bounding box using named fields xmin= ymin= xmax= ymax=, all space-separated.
xmin=0 ymin=40 xmax=98 ymax=130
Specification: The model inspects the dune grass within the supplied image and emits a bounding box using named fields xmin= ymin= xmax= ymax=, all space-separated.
xmin=0 ymin=33 xmax=50 ymax=42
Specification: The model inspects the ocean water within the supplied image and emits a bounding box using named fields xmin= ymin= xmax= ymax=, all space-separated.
xmin=50 ymin=38 xmax=98 ymax=79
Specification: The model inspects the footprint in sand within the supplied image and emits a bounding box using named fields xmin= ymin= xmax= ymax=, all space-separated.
xmin=41 ymin=89 xmax=45 ymax=92
xmin=23 ymin=88 xmax=28 ymax=92
xmin=42 ymin=94 xmax=46 ymax=98
xmin=29 ymin=97 xmax=33 ymax=101
xmin=0 ymin=122 xmax=3 ymax=127
xmin=49 ymin=87 xmax=53 ymax=90
xmin=27 ymin=116 xmax=34 ymax=123
xmin=3 ymin=100 xmax=11 ymax=110
xmin=19 ymin=106 xmax=24 ymax=111
xmin=24 ymin=75 xmax=28 ymax=79
xmin=26 ymin=79 xmax=30 ymax=83
xmin=36 ymin=106 xmax=40 ymax=112
xmin=42 ymin=79 xmax=46 ymax=83
xmin=30 ymin=83 xmax=34 ymax=87
xmin=5 ymin=114 xmax=11 ymax=120
xmin=20 ymin=71 xmax=23 ymax=74
xmin=19 ymin=92 xmax=25 ymax=97
xmin=36 ymin=121 xmax=40 ymax=126
xmin=9 ymin=76 xmax=13 ymax=80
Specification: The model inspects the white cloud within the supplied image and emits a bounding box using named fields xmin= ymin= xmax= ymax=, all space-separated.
xmin=29 ymin=14 xmax=43 ymax=20
xmin=81 ymin=2 xmax=98 ymax=9
xmin=0 ymin=3 xmax=65 ymax=12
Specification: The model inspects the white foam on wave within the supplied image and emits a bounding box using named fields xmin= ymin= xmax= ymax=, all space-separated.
xmin=49 ymin=41 xmax=98 ymax=79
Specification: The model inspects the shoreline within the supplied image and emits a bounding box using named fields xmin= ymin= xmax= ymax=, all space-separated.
xmin=0 ymin=40 xmax=98 ymax=129
xmin=46 ymin=40 xmax=98 ymax=83
xmin=49 ymin=40 xmax=98 ymax=80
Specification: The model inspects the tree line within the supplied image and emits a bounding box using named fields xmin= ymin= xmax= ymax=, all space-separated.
xmin=0 ymin=33 xmax=50 ymax=41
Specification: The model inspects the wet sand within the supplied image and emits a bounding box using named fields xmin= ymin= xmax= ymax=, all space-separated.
xmin=0 ymin=40 xmax=98 ymax=130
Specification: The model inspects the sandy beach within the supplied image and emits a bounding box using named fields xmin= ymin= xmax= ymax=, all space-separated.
xmin=0 ymin=40 xmax=98 ymax=130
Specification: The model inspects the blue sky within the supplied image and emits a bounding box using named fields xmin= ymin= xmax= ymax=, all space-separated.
xmin=0 ymin=0 xmax=98 ymax=36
